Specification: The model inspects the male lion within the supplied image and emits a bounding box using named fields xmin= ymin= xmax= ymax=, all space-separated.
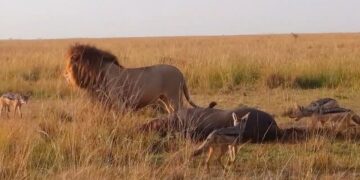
xmin=64 ymin=44 xmax=199 ymax=113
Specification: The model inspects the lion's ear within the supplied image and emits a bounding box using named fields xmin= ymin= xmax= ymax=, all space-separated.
xmin=293 ymin=103 xmax=302 ymax=110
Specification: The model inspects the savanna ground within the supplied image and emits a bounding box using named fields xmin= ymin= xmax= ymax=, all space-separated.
xmin=1 ymin=33 xmax=360 ymax=179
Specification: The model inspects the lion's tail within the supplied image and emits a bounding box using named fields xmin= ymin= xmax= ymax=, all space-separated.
xmin=183 ymin=82 xmax=199 ymax=108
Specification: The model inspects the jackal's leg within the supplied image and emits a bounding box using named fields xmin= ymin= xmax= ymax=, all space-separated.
xmin=347 ymin=115 xmax=358 ymax=135
xmin=341 ymin=117 xmax=354 ymax=135
xmin=2 ymin=105 xmax=9 ymax=118
xmin=216 ymin=146 xmax=227 ymax=170
xmin=311 ymin=117 xmax=319 ymax=130
xmin=0 ymin=105 xmax=3 ymax=117
xmin=225 ymin=145 xmax=237 ymax=170
xmin=229 ymin=145 xmax=237 ymax=163
xmin=349 ymin=116 xmax=357 ymax=134
xmin=6 ymin=106 xmax=10 ymax=118
xmin=334 ymin=117 xmax=347 ymax=135
xmin=13 ymin=106 xmax=17 ymax=118
xmin=205 ymin=147 xmax=214 ymax=172
xmin=18 ymin=106 xmax=22 ymax=118
xmin=353 ymin=125 xmax=357 ymax=135
xmin=1 ymin=105 xmax=5 ymax=118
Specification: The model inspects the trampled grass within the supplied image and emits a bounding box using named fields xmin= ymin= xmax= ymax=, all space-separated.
xmin=0 ymin=33 xmax=360 ymax=179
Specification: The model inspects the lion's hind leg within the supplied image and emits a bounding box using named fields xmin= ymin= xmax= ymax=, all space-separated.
xmin=164 ymin=89 xmax=183 ymax=112
xmin=158 ymin=95 xmax=174 ymax=114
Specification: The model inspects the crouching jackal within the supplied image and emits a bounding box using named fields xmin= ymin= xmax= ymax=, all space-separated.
xmin=311 ymin=110 xmax=360 ymax=134
xmin=283 ymin=98 xmax=360 ymax=133
xmin=191 ymin=112 xmax=249 ymax=170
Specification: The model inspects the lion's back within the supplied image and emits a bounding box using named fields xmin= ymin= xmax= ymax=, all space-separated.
xmin=138 ymin=64 xmax=186 ymax=86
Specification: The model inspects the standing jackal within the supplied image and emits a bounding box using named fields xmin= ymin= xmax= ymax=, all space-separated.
xmin=191 ymin=112 xmax=249 ymax=170
xmin=0 ymin=92 xmax=30 ymax=118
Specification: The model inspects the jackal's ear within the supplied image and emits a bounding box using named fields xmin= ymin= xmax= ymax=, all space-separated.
xmin=232 ymin=112 xmax=239 ymax=126
xmin=241 ymin=112 xmax=251 ymax=121
xmin=292 ymin=103 xmax=299 ymax=109
xmin=24 ymin=91 xmax=32 ymax=98
xmin=299 ymin=105 xmax=305 ymax=112
xmin=239 ymin=112 xmax=250 ymax=131
xmin=292 ymin=103 xmax=304 ymax=111
xmin=232 ymin=112 xmax=238 ymax=121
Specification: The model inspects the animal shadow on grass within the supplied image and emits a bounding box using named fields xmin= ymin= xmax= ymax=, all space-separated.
xmin=286 ymin=126 xmax=360 ymax=142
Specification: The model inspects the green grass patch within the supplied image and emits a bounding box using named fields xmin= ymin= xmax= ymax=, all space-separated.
xmin=231 ymin=65 xmax=260 ymax=86
xmin=293 ymin=72 xmax=343 ymax=89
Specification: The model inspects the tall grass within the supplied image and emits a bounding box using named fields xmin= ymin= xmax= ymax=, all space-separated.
xmin=0 ymin=34 xmax=360 ymax=179
xmin=2 ymin=34 xmax=360 ymax=94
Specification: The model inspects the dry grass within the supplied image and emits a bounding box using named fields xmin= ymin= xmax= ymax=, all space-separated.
xmin=1 ymin=33 xmax=360 ymax=179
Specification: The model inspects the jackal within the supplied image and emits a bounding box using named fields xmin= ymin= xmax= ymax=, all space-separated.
xmin=191 ymin=112 xmax=249 ymax=170
xmin=310 ymin=110 xmax=360 ymax=133
xmin=283 ymin=98 xmax=360 ymax=133
xmin=283 ymin=98 xmax=340 ymax=121
xmin=0 ymin=92 xmax=30 ymax=118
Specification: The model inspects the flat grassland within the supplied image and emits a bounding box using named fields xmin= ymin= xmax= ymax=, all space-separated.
xmin=0 ymin=33 xmax=360 ymax=179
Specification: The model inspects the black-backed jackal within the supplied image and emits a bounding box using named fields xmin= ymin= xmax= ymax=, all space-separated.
xmin=0 ymin=92 xmax=30 ymax=118
xmin=283 ymin=98 xmax=360 ymax=133
xmin=310 ymin=110 xmax=360 ymax=134
xmin=191 ymin=112 xmax=249 ymax=170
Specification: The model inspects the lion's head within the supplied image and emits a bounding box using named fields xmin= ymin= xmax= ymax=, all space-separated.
xmin=64 ymin=44 xmax=123 ymax=89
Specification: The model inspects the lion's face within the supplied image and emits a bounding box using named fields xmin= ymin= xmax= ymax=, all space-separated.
xmin=63 ymin=63 xmax=77 ymax=86
xmin=64 ymin=44 xmax=123 ymax=90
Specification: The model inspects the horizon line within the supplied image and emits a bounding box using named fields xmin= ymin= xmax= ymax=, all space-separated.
xmin=1 ymin=31 xmax=360 ymax=41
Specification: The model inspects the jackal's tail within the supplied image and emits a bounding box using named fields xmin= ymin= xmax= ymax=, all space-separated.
xmin=191 ymin=133 xmax=215 ymax=157
xmin=191 ymin=142 xmax=209 ymax=157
